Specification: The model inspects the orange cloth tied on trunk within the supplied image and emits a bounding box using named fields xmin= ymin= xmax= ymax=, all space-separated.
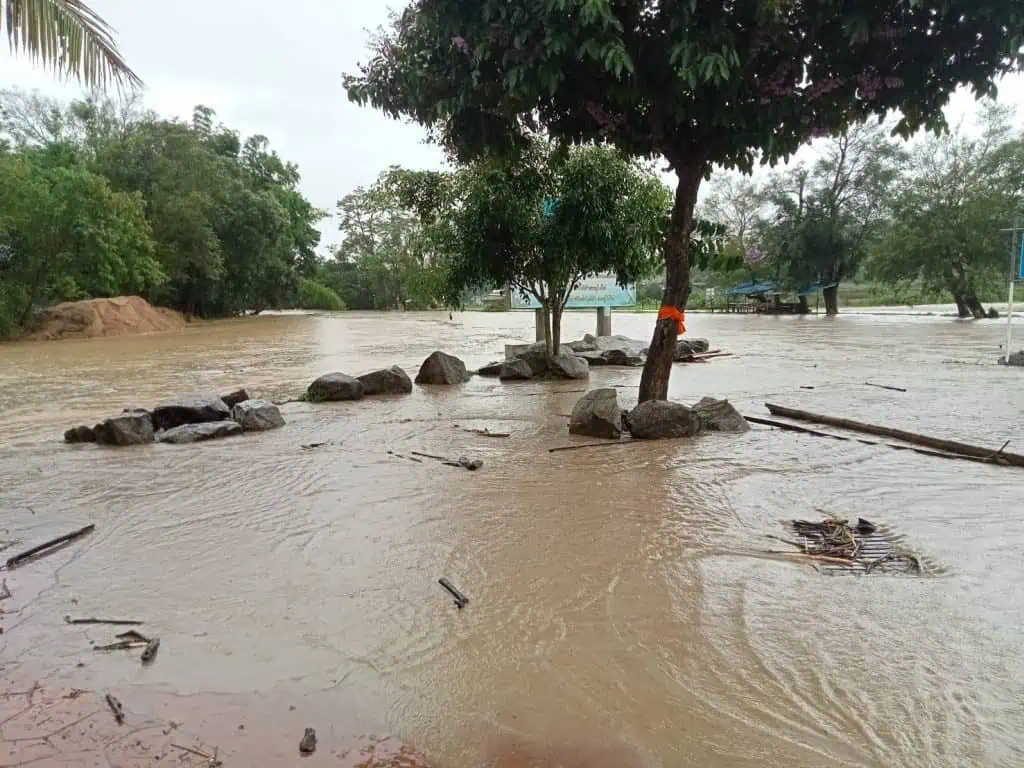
xmin=657 ymin=306 xmax=685 ymax=335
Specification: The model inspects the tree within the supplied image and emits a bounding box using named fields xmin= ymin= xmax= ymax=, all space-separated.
xmin=332 ymin=174 xmax=444 ymax=310
xmin=346 ymin=0 xmax=1024 ymax=400
xmin=870 ymin=103 xmax=1023 ymax=318
xmin=760 ymin=121 xmax=902 ymax=313
xmin=1 ymin=0 xmax=141 ymax=89
xmin=396 ymin=140 xmax=671 ymax=353
xmin=0 ymin=152 xmax=159 ymax=327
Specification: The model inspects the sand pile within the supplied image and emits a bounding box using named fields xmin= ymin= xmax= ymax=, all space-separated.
xmin=29 ymin=296 xmax=187 ymax=341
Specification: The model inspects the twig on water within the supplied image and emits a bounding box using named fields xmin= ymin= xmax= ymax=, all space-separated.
xmin=865 ymin=382 xmax=907 ymax=393
xmin=438 ymin=577 xmax=470 ymax=609
xmin=65 ymin=616 xmax=144 ymax=626
xmin=5 ymin=524 xmax=95 ymax=570
xmin=387 ymin=451 xmax=423 ymax=463
xmin=464 ymin=428 xmax=511 ymax=438
xmin=105 ymin=693 xmax=125 ymax=725
xmin=171 ymin=743 xmax=223 ymax=766
xmin=548 ymin=440 xmax=635 ymax=453
xmin=94 ymin=640 xmax=149 ymax=651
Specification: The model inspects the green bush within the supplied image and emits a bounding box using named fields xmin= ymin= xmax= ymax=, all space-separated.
xmin=296 ymin=279 xmax=346 ymax=311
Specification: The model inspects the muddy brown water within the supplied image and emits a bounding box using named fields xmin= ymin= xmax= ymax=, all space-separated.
xmin=1 ymin=309 xmax=1023 ymax=767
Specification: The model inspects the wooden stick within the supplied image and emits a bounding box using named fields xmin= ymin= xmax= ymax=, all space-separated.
xmin=764 ymin=403 xmax=1024 ymax=467
xmin=5 ymin=524 xmax=95 ymax=569
xmin=865 ymin=382 xmax=907 ymax=392
xmin=95 ymin=640 xmax=149 ymax=651
xmin=65 ymin=616 xmax=144 ymax=626
xmin=105 ymin=693 xmax=124 ymax=725
xmin=411 ymin=451 xmax=449 ymax=462
xmin=746 ymin=415 xmax=1008 ymax=466
xmin=464 ymin=428 xmax=511 ymax=438
xmin=548 ymin=440 xmax=633 ymax=453
xmin=438 ymin=578 xmax=469 ymax=608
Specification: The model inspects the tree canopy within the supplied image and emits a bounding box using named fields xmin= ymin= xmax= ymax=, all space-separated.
xmin=346 ymin=0 xmax=1024 ymax=400
xmin=392 ymin=139 xmax=671 ymax=352
xmin=0 ymin=88 xmax=327 ymax=334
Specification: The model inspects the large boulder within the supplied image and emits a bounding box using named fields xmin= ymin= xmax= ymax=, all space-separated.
xmin=550 ymin=354 xmax=590 ymax=380
xmin=499 ymin=359 xmax=533 ymax=381
xmin=157 ymin=421 xmax=243 ymax=444
xmin=231 ymin=399 xmax=285 ymax=431
xmin=357 ymin=366 xmax=413 ymax=395
xmin=692 ymin=396 xmax=749 ymax=433
xmin=151 ymin=396 xmax=230 ymax=431
xmin=569 ymin=334 xmax=648 ymax=358
xmin=627 ymin=400 xmax=703 ymax=440
xmin=220 ymin=389 xmax=250 ymax=409
xmin=674 ymin=338 xmax=711 ymax=360
xmin=307 ymin=373 xmax=364 ymax=401
xmin=569 ymin=389 xmax=622 ymax=440
xmin=64 ymin=425 xmax=96 ymax=443
xmin=95 ymin=409 xmax=155 ymax=446
xmin=415 ymin=351 xmax=470 ymax=385
xmin=476 ymin=361 xmax=505 ymax=377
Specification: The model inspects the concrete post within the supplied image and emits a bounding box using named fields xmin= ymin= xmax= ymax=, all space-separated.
xmin=596 ymin=306 xmax=612 ymax=336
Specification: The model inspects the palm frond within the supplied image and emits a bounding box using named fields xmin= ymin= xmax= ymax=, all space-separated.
xmin=2 ymin=0 xmax=141 ymax=90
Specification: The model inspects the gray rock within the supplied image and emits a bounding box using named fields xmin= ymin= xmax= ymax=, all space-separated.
xmin=674 ymin=339 xmax=712 ymax=360
xmin=307 ymin=373 xmax=364 ymax=401
xmin=220 ymin=389 xmax=250 ymax=409
xmin=550 ymin=354 xmax=589 ymax=380
xmin=627 ymin=400 xmax=703 ymax=440
xmin=1000 ymin=350 xmax=1024 ymax=366
xmin=569 ymin=389 xmax=622 ymax=440
xmin=357 ymin=365 xmax=413 ymax=395
xmin=415 ymin=351 xmax=470 ymax=385
xmin=499 ymin=358 xmax=533 ymax=380
xmin=152 ymin=396 xmax=230 ymax=431
xmin=577 ymin=351 xmax=607 ymax=367
xmin=93 ymin=410 xmax=154 ymax=446
xmin=64 ymin=425 xmax=96 ymax=443
xmin=157 ymin=421 xmax=243 ymax=444
xmin=231 ymin=399 xmax=286 ymax=431
xmin=476 ymin=361 xmax=504 ymax=377
xmin=692 ymin=396 xmax=749 ymax=433
xmin=574 ymin=334 xmax=648 ymax=358
xmin=600 ymin=349 xmax=629 ymax=366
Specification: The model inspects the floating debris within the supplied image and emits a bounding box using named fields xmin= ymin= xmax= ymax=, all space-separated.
xmin=438 ymin=577 xmax=469 ymax=609
xmin=766 ymin=516 xmax=933 ymax=576
xmin=299 ymin=727 xmax=317 ymax=754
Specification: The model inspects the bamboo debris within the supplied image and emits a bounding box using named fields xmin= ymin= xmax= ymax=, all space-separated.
xmin=764 ymin=403 xmax=1024 ymax=467
xmin=770 ymin=516 xmax=924 ymax=575
xmin=5 ymin=524 xmax=95 ymax=569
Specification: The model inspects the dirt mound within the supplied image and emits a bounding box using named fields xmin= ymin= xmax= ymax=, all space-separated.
xmin=29 ymin=296 xmax=187 ymax=341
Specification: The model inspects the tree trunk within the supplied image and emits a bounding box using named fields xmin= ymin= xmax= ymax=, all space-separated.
xmin=638 ymin=163 xmax=705 ymax=403
xmin=798 ymin=295 xmax=810 ymax=314
xmin=964 ymin=293 xmax=987 ymax=319
xmin=551 ymin=305 xmax=562 ymax=356
xmin=953 ymin=294 xmax=970 ymax=318
xmin=541 ymin=303 xmax=553 ymax=355
xmin=823 ymin=284 xmax=839 ymax=315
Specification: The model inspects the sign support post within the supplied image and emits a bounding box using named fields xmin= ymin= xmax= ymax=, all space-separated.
xmin=1000 ymin=226 xmax=1024 ymax=362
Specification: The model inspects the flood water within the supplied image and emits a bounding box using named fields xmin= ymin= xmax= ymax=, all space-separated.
xmin=1 ymin=309 xmax=1023 ymax=767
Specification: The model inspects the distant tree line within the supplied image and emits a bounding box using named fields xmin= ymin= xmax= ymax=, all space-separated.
xmin=697 ymin=104 xmax=1024 ymax=317
xmin=0 ymin=89 xmax=329 ymax=335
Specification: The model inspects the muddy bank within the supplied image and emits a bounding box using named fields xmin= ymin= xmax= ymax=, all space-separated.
xmin=25 ymin=296 xmax=187 ymax=341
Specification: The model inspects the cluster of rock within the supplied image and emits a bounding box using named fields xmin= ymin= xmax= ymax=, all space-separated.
xmin=476 ymin=334 xmax=712 ymax=382
xmin=304 ymin=354 xmax=464 ymax=402
xmin=999 ymin=350 xmax=1024 ymax=367
xmin=64 ymin=389 xmax=286 ymax=447
xmin=568 ymin=389 xmax=748 ymax=441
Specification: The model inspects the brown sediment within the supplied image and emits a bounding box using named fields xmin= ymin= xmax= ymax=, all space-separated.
xmin=25 ymin=296 xmax=187 ymax=341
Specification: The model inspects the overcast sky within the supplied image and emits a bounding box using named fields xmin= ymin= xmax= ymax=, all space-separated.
xmin=3 ymin=0 xmax=1024 ymax=253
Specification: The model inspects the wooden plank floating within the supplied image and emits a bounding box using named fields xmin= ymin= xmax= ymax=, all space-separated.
xmin=5 ymin=524 xmax=95 ymax=570
xmin=764 ymin=403 xmax=1024 ymax=467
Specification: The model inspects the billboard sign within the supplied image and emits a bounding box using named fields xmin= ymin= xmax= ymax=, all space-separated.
xmin=509 ymin=274 xmax=636 ymax=309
